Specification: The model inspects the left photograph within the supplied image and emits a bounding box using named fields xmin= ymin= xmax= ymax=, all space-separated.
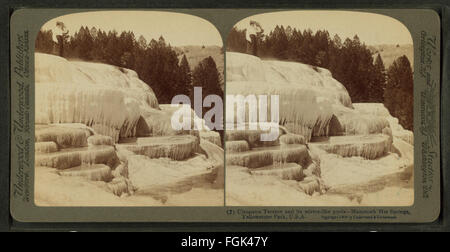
xmin=34 ymin=11 xmax=224 ymax=206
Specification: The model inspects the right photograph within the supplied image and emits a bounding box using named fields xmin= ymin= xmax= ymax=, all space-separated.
xmin=225 ymin=11 xmax=414 ymax=206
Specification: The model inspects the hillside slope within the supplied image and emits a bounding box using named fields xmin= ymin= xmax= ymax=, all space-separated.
xmin=175 ymin=45 xmax=224 ymax=88
xmin=368 ymin=44 xmax=414 ymax=67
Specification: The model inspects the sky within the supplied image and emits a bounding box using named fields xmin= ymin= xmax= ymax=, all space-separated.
xmin=234 ymin=11 xmax=413 ymax=46
xmin=41 ymin=11 xmax=223 ymax=47
xmin=41 ymin=10 xmax=413 ymax=47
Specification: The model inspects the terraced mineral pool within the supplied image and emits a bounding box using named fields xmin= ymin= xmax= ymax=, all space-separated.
xmin=57 ymin=164 xmax=113 ymax=182
xmin=309 ymin=134 xmax=391 ymax=159
xmin=226 ymin=144 xmax=310 ymax=168
xmin=116 ymin=135 xmax=199 ymax=161
xmin=34 ymin=145 xmax=117 ymax=170
xmin=250 ymin=162 xmax=304 ymax=181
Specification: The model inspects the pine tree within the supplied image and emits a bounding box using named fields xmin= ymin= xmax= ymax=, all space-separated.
xmin=328 ymin=34 xmax=344 ymax=81
xmin=299 ymin=29 xmax=314 ymax=65
xmin=104 ymin=30 xmax=120 ymax=65
xmin=384 ymin=55 xmax=414 ymax=130
xmin=118 ymin=31 xmax=136 ymax=68
xmin=140 ymin=36 xmax=183 ymax=104
xmin=133 ymin=35 xmax=148 ymax=79
xmin=332 ymin=36 xmax=375 ymax=102
xmin=193 ymin=56 xmax=222 ymax=96
xmin=78 ymin=26 xmax=94 ymax=60
xmin=192 ymin=56 xmax=224 ymax=142
xmin=369 ymin=54 xmax=387 ymax=102
xmin=178 ymin=54 xmax=192 ymax=96
xmin=271 ymin=25 xmax=289 ymax=59
xmin=287 ymin=28 xmax=303 ymax=61
xmin=192 ymin=56 xmax=223 ymax=116
xmin=91 ymin=28 xmax=108 ymax=62
xmin=227 ymin=27 xmax=247 ymax=53
xmin=137 ymin=35 xmax=148 ymax=50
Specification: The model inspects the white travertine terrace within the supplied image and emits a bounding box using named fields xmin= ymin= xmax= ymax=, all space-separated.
xmin=225 ymin=52 xmax=414 ymax=206
xmin=34 ymin=53 xmax=223 ymax=206
xmin=226 ymin=52 xmax=395 ymax=141
xmin=35 ymin=53 xmax=159 ymax=142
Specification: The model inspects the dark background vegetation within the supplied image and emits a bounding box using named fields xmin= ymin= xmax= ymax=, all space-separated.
xmin=227 ymin=25 xmax=414 ymax=130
